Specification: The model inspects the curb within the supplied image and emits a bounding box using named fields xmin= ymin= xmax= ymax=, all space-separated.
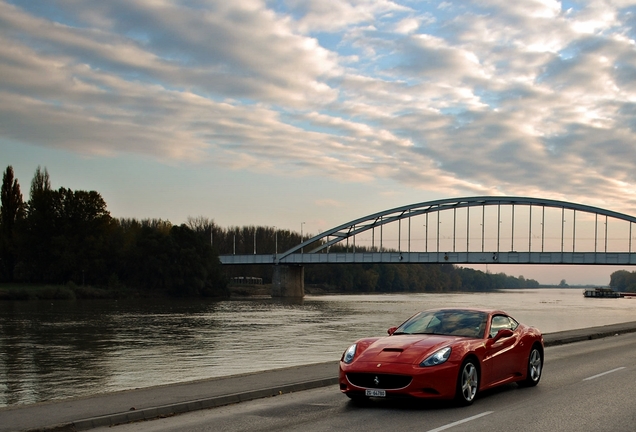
xmin=32 ymin=378 xmax=339 ymax=432
xmin=543 ymin=321 xmax=636 ymax=347
xmin=26 ymin=321 xmax=636 ymax=432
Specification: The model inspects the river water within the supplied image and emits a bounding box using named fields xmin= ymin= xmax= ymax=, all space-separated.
xmin=1 ymin=289 xmax=635 ymax=407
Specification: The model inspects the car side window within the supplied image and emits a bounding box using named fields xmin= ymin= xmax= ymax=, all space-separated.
xmin=489 ymin=315 xmax=517 ymax=338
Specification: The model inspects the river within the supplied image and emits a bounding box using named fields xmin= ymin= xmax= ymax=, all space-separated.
xmin=1 ymin=288 xmax=635 ymax=407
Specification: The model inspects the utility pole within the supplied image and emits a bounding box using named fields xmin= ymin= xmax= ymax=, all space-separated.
xmin=301 ymin=222 xmax=305 ymax=254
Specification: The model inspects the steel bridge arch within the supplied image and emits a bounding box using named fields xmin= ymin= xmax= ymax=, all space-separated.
xmin=276 ymin=196 xmax=636 ymax=264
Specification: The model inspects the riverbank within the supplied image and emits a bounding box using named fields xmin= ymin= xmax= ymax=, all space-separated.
xmin=0 ymin=283 xmax=117 ymax=300
xmin=0 ymin=282 xmax=322 ymax=300
xmin=0 ymin=283 xmax=232 ymax=301
xmin=2 ymin=321 xmax=636 ymax=432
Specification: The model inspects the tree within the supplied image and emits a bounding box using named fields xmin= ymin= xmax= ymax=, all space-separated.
xmin=165 ymin=225 xmax=228 ymax=297
xmin=53 ymin=188 xmax=113 ymax=284
xmin=20 ymin=167 xmax=59 ymax=282
xmin=186 ymin=216 xmax=217 ymax=250
xmin=18 ymin=168 xmax=115 ymax=284
xmin=0 ymin=166 xmax=25 ymax=281
xmin=117 ymin=222 xmax=228 ymax=296
xmin=609 ymin=270 xmax=636 ymax=292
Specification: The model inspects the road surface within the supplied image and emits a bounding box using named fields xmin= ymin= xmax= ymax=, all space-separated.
xmin=93 ymin=332 xmax=636 ymax=432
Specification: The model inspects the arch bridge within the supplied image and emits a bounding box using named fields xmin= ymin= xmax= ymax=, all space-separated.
xmin=220 ymin=196 xmax=636 ymax=296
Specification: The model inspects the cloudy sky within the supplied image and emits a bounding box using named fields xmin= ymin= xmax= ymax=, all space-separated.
xmin=2 ymin=0 xmax=636 ymax=284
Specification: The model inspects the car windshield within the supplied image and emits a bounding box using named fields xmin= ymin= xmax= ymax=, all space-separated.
xmin=393 ymin=310 xmax=487 ymax=338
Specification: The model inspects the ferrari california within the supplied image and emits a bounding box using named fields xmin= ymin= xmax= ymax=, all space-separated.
xmin=339 ymin=308 xmax=543 ymax=405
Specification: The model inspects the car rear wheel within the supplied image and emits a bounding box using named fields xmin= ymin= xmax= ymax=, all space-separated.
xmin=519 ymin=346 xmax=542 ymax=387
xmin=455 ymin=359 xmax=479 ymax=406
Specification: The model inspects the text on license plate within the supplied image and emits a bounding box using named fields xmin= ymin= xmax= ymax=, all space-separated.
xmin=365 ymin=389 xmax=386 ymax=397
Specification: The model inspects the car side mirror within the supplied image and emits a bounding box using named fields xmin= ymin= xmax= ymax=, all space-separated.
xmin=387 ymin=326 xmax=398 ymax=335
xmin=494 ymin=328 xmax=514 ymax=341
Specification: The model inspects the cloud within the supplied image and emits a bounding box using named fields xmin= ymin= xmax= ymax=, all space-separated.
xmin=285 ymin=0 xmax=411 ymax=33
xmin=3 ymin=0 xmax=636 ymax=216
xmin=394 ymin=17 xmax=422 ymax=35
xmin=0 ymin=1 xmax=340 ymax=105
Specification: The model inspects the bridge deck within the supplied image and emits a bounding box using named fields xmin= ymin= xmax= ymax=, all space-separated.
xmin=220 ymin=251 xmax=636 ymax=265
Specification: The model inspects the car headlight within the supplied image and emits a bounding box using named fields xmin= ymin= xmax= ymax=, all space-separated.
xmin=342 ymin=343 xmax=357 ymax=364
xmin=420 ymin=347 xmax=451 ymax=367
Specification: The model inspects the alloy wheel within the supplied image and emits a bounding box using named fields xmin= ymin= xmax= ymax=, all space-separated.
xmin=461 ymin=362 xmax=478 ymax=402
xmin=529 ymin=348 xmax=542 ymax=382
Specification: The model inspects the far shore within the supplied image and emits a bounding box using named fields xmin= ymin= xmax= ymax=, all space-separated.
xmin=0 ymin=283 xmax=222 ymax=301
xmin=0 ymin=282 xmax=614 ymax=301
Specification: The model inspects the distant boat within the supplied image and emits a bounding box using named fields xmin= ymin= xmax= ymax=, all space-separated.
xmin=583 ymin=288 xmax=620 ymax=298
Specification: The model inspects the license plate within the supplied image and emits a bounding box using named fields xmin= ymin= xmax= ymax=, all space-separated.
xmin=365 ymin=389 xmax=386 ymax=397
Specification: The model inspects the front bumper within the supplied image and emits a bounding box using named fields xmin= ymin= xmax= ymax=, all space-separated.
xmin=339 ymin=360 xmax=459 ymax=400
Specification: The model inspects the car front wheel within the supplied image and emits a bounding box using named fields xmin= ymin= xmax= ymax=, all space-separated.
xmin=455 ymin=359 xmax=479 ymax=406
xmin=519 ymin=346 xmax=542 ymax=387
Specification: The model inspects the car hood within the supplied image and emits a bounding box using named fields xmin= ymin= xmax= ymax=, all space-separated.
xmin=356 ymin=334 xmax=459 ymax=364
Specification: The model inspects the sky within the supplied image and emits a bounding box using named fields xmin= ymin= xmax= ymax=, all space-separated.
xmin=2 ymin=0 xmax=636 ymax=285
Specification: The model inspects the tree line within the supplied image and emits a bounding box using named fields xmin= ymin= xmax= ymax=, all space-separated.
xmin=1 ymin=165 xmax=540 ymax=297
xmin=0 ymin=166 xmax=228 ymax=297
xmin=301 ymin=262 xmax=538 ymax=293
xmin=609 ymin=270 xmax=636 ymax=292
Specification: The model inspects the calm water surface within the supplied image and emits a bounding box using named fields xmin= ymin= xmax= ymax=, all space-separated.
xmin=1 ymin=289 xmax=635 ymax=407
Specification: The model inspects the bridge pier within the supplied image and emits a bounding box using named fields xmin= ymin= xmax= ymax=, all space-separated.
xmin=272 ymin=265 xmax=304 ymax=298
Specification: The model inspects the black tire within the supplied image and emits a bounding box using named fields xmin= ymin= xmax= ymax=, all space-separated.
xmin=519 ymin=346 xmax=543 ymax=387
xmin=455 ymin=359 xmax=479 ymax=406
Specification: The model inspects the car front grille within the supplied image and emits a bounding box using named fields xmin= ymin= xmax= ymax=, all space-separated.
xmin=346 ymin=373 xmax=412 ymax=389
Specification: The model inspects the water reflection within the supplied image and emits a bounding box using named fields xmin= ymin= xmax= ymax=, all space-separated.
xmin=1 ymin=301 xmax=116 ymax=405
xmin=1 ymin=290 xmax=635 ymax=407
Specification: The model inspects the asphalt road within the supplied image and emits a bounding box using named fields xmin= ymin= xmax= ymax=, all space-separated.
xmin=92 ymin=332 xmax=636 ymax=432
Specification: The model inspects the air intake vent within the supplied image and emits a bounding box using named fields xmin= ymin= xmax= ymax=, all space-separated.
xmin=347 ymin=373 xmax=412 ymax=389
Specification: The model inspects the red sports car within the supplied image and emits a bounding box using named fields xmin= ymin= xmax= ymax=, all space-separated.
xmin=339 ymin=308 xmax=543 ymax=405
